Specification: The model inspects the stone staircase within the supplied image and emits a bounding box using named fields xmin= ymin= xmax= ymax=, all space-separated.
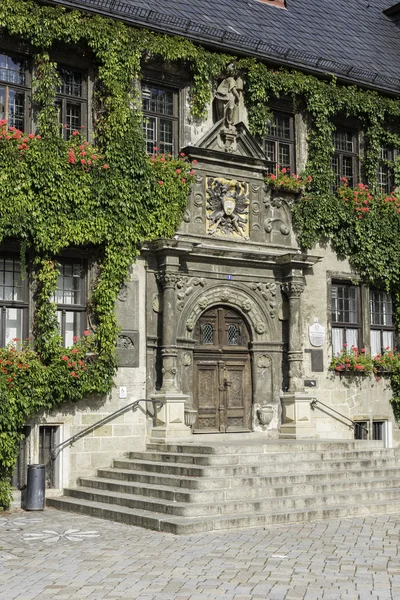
xmin=47 ymin=438 xmax=400 ymax=534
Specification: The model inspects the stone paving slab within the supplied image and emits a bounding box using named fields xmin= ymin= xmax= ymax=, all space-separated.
xmin=0 ymin=508 xmax=398 ymax=599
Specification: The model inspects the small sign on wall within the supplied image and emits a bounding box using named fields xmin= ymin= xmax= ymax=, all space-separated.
xmin=309 ymin=318 xmax=325 ymax=347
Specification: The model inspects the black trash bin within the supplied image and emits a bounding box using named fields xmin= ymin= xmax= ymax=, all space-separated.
xmin=25 ymin=464 xmax=45 ymax=511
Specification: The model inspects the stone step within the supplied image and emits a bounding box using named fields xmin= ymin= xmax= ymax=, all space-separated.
xmin=113 ymin=456 xmax=400 ymax=478
xmin=63 ymin=485 xmax=400 ymax=517
xmin=47 ymin=495 xmax=400 ymax=535
xmin=97 ymin=464 xmax=400 ymax=490
xmin=146 ymin=439 xmax=385 ymax=455
xmin=128 ymin=448 xmax=398 ymax=466
xmin=80 ymin=474 xmax=400 ymax=503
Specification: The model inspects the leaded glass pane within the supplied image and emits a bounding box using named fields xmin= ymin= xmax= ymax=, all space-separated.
xmin=228 ymin=324 xmax=239 ymax=345
xmin=202 ymin=323 xmax=213 ymax=344
xmin=371 ymin=330 xmax=381 ymax=356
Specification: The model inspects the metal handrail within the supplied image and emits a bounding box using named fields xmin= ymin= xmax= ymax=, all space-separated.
xmin=310 ymin=398 xmax=369 ymax=436
xmin=51 ymin=398 xmax=161 ymax=461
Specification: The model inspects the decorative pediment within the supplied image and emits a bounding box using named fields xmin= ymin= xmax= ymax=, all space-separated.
xmin=195 ymin=120 xmax=266 ymax=161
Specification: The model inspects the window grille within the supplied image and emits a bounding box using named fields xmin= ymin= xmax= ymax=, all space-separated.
xmin=202 ymin=323 xmax=213 ymax=344
xmin=228 ymin=324 xmax=239 ymax=345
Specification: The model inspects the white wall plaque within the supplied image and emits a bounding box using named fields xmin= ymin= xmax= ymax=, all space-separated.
xmin=309 ymin=318 xmax=325 ymax=347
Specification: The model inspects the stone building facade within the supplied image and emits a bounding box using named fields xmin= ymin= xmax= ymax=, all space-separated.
xmin=5 ymin=0 xmax=400 ymax=497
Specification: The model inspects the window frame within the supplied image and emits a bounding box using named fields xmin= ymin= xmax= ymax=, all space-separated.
xmin=55 ymin=65 xmax=88 ymax=140
xmin=378 ymin=145 xmax=397 ymax=194
xmin=263 ymin=109 xmax=295 ymax=174
xmin=369 ymin=289 xmax=395 ymax=355
xmin=332 ymin=126 xmax=359 ymax=190
xmin=141 ymin=81 xmax=179 ymax=155
xmin=0 ymin=254 xmax=29 ymax=347
xmin=331 ymin=281 xmax=362 ymax=355
xmin=0 ymin=50 xmax=30 ymax=132
xmin=53 ymin=257 xmax=87 ymax=346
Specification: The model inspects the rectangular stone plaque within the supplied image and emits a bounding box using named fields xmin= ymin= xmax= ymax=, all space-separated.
xmin=305 ymin=349 xmax=324 ymax=372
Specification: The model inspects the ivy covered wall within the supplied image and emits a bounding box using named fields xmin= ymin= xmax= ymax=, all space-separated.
xmin=2 ymin=0 xmax=400 ymax=507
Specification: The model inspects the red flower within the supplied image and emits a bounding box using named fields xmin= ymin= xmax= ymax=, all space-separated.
xmin=180 ymin=152 xmax=185 ymax=157
xmin=153 ymin=147 xmax=158 ymax=151
xmin=81 ymin=159 xmax=86 ymax=165
xmin=269 ymin=174 xmax=277 ymax=181
xmin=70 ymin=371 xmax=76 ymax=377
xmin=281 ymin=168 xmax=287 ymax=174
xmin=158 ymin=180 xmax=163 ymax=185
xmin=73 ymin=336 xmax=79 ymax=342
xmin=84 ymin=330 xmax=89 ymax=336
xmin=61 ymin=355 xmax=68 ymax=361
xmin=192 ymin=160 xmax=197 ymax=164
xmin=72 ymin=131 xmax=80 ymax=136
xmin=103 ymin=164 xmax=109 ymax=169
xmin=71 ymin=348 xmax=78 ymax=354
xmin=36 ymin=135 xmax=41 ymax=140
xmin=181 ymin=178 xmax=186 ymax=183
xmin=176 ymin=169 xmax=181 ymax=174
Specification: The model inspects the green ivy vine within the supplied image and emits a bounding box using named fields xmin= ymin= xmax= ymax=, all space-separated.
xmin=3 ymin=0 xmax=400 ymax=508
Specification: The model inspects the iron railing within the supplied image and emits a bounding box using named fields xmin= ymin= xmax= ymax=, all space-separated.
xmin=51 ymin=398 xmax=161 ymax=461
xmin=310 ymin=397 xmax=369 ymax=437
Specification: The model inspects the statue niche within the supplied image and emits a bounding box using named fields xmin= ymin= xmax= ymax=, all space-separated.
xmin=206 ymin=177 xmax=249 ymax=240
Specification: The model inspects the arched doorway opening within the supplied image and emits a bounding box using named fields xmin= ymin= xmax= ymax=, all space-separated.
xmin=193 ymin=306 xmax=252 ymax=433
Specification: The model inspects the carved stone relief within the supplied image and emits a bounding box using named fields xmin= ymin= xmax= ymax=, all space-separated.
xmin=176 ymin=277 xmax=207 ymax=311
xmin=263 ymin=190 xmax=295 ymax=237
xmin=257 ymin=354 xmax=272 ymax=369
xmin=250 ymin=282 xmax=277 ymax=318
xmin=206 ymin=177 xmax=249 ymax=240
xmin=182 ymin=352 xmax=192 ymax=367
xmin=116 ymin=335 xmax=134 ymax=349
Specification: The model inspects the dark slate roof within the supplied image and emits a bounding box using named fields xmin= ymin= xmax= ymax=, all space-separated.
xmin=47 ymin=0 xmax=400 ymax=93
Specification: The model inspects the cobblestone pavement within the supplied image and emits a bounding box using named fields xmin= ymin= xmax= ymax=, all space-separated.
xmin=1 ymin=509 xmax=399 ymax=600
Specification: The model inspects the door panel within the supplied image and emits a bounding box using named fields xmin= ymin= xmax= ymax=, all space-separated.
xmin=193 ymin=307 xmax=252 ymax=433
xmin=195 ymin=360 xmax=219 ymax=432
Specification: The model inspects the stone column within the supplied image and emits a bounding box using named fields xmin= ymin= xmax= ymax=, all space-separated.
xmin=151 ymin=263 xmax=191 ymax=441
xmin=281 ymin=280 xmax=305 ymax=393
xmin=280 ymin=279 xmax=315 ymax=438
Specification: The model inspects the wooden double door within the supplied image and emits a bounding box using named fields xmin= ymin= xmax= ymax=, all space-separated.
xmin=193 ymin=307 xmax=252 ymax=433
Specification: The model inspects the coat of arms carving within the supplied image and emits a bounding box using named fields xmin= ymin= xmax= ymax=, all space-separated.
xmin=206 ymin=177 xmax=249 ymax=239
